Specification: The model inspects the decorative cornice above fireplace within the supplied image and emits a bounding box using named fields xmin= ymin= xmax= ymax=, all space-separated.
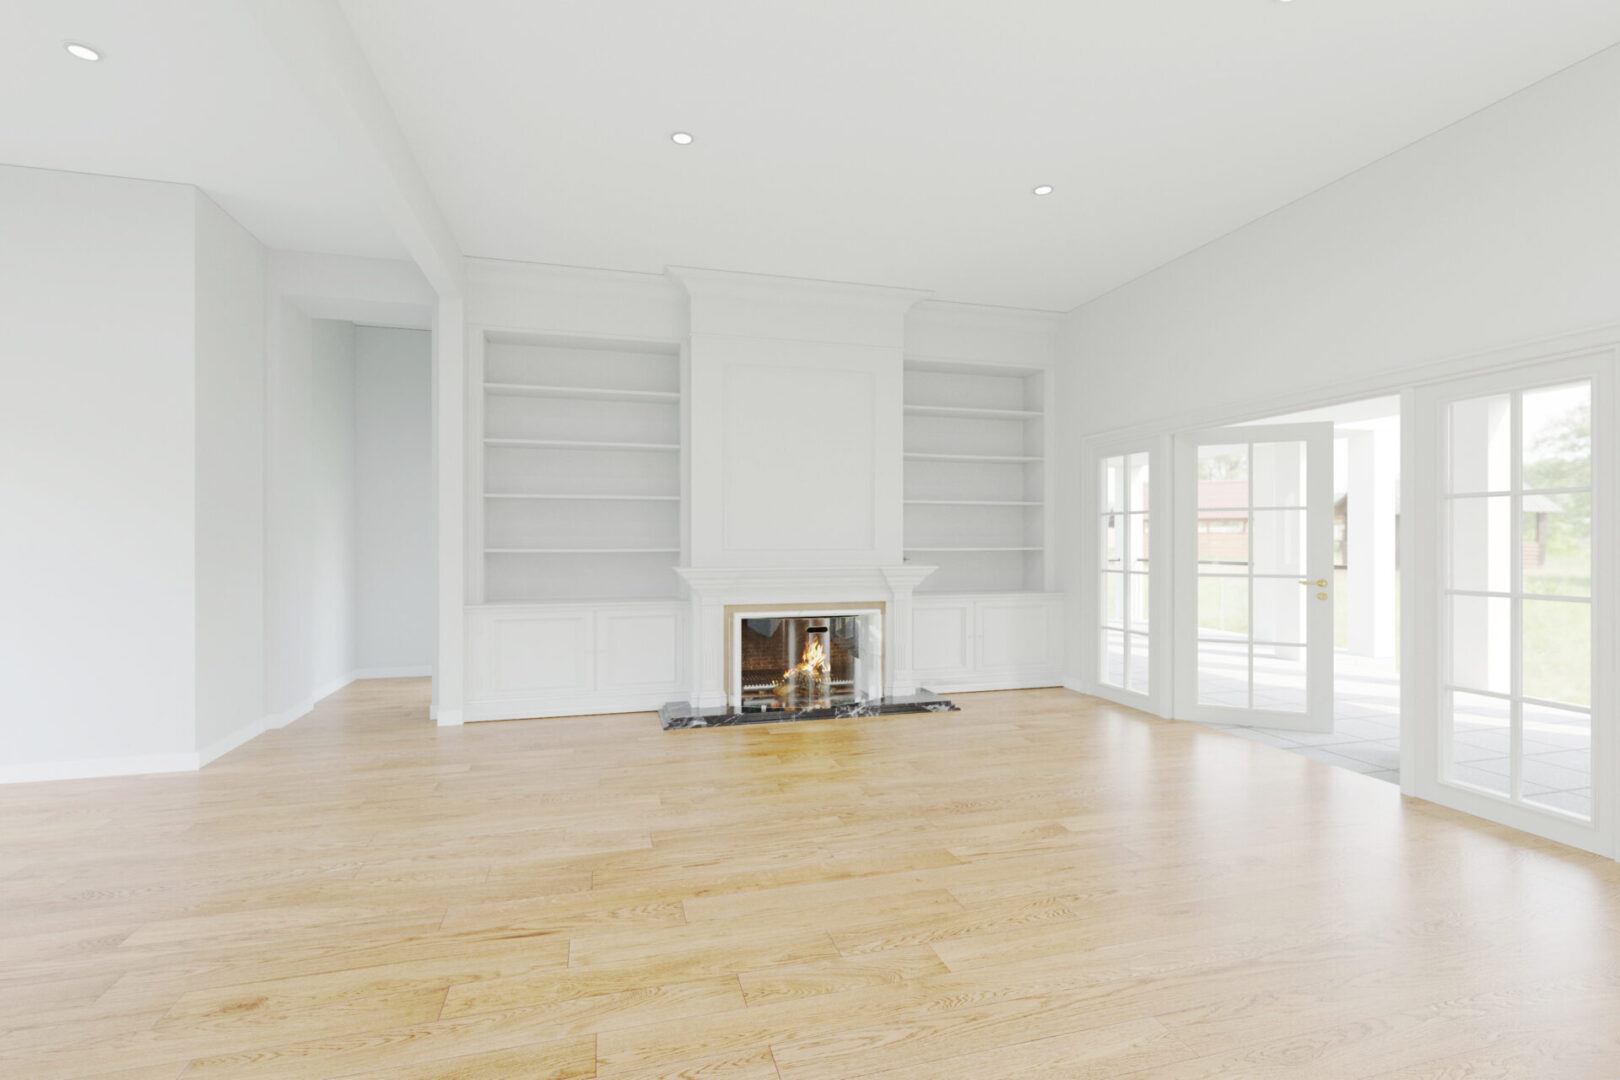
xmin=675 ymin=565 xmax=936 ymax=601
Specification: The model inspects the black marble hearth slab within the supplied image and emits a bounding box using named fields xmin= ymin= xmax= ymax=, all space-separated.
xmin=660 ymin=691 xmax=959 ymax=729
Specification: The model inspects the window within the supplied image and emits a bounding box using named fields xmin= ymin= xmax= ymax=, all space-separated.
xmin=1442 ymin=382 xmax=1593 ymax=820
xmin=1100 ymin=452 xmax=1150 ymax=694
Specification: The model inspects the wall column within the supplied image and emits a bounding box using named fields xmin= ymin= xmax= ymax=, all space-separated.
xmin=432 ymin=294 xmax=466 ymax=724
xmin=1347 ymin=420 xmax=1401 ymax=659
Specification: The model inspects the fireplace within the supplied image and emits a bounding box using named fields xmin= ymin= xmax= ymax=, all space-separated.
xmin=733 ymin=609 xmax=883 ymax=712
xmin=660 ymin=565 xmax=959 ymax=728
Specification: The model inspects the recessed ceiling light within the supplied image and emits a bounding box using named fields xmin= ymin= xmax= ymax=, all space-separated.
xmin=63 ymin=41 xmax=101 ymax=61
xmin=1032 ymin=185 xmax=1054 ymax=196
xmin=670 ymin=132 xmax=694 ymax=145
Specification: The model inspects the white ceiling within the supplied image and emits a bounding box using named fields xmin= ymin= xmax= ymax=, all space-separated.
xmin=1 ymin=1 xmax=405 ymax=260
xmin=339 ymin=0 xmax=1620 ymax=310
xmin=8 ymin=3 xmax=1620 ymax=311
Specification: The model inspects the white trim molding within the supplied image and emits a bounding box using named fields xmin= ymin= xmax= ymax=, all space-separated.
xmin=0 ymin=752 xmax=203 ymax=785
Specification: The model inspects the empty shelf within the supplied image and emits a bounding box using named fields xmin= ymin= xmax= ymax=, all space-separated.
xmin=483 ymin=383 xmax=679 ymax=402
xmin=485 ymin=438 xmax=680 ymax=452
xmin=904 ymin=452 xmax=1042 ymax=463
xmin=904 ymin=404 xmax=1041 ymax=420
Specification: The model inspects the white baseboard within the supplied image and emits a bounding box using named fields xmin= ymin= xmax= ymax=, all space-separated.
xmin=1061 ymin=677 xmax=1088 ymax=694
xmin=267 ymin=697 xmax=315 ymax=729
xmin=436 ymin=708 xmax=465 ymax=727
xmin=0 ymin=751 xmax=200 ymax=785
xmin=352 ymin=665 xmax=433 ymax=680
xmin=922 ymin=674 xmax=1064 ymax=695
xmin=465 ymin=690 xmax=673 ymax=723
xmin=197 ymin=716 xmax=268 ymax=768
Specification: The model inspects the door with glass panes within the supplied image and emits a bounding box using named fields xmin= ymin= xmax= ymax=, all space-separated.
xmin=1416 ymin=356 xmax=1612 ymax=854
xmin=1099 ymin=452 xmax=1152 ymax=697
xmin=1174 ymin=423 xmax=1336 ymax=732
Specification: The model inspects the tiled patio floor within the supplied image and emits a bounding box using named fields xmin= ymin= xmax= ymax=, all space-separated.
xmin=1197 ymin=653 xmax=1593 ymax=819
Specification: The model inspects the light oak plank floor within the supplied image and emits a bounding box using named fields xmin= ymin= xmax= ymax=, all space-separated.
xmin=3 ymin=679 xmax=1620 ymax=1079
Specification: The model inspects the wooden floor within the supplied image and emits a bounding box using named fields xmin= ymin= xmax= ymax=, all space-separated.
xmin=4 ymin=682 xmax=1620 ymax=1080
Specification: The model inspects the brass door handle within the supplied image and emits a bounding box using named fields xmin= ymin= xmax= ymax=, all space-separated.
xmin=1298 ymin=579 xmax=1328 ymax=588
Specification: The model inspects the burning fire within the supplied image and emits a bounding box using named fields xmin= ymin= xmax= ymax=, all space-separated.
xmin=772 ymin=633 xmax=831 ymax=700
xmin=784 ymin=635 xmax=829 ymax=681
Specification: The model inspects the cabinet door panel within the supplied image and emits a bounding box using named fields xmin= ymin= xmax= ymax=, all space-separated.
xmin=488 ymin=612 xmax=594 ymax=695
xmin=977 ymin=600 xmax=1059 ymax=673
xmin=597 ymin=609 xmax=683 ymax=693
xmin=913 ymin=603 xmax=974 ymax=678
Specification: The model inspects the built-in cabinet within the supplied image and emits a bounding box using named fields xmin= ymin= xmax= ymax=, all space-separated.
xmin=903 ymin=359 xmax=1051 ymax=593
xmin=911 ymin=592 xmax=1064 ymax=692
xmin=461 ymin=275 xmax=1064 ymax=722
xmin=465 ymin=601 xmax=686 ymax=721
xmin=475 ymin=333 xmax=684 ymax=603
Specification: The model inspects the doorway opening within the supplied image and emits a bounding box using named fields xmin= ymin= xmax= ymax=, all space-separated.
xmin=1194 ymin=395 xmax=1404 ymax=784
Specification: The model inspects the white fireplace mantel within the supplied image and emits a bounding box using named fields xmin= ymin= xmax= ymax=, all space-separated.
xmin=675 ymin=565 xmax=936 ymax=707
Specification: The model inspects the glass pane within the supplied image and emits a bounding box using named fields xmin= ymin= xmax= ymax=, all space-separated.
xmin=1448 ymin=496 xmax=1511 ymax=593
xmin=1127 ymin=514 xmax=1150 ymax=571
xmin=1449 ymin=595 xmax=1510 ymax=695
xmin=1127 ymin=632 xmax=1150 ymax=694
xmin=1523 ymin=703 xmax=1592 ymax=820
xmin=1253 ymin=578 xmax=1306 ymax=647
xmin=1198 ymin=511 xmax=1249 ymax=574
xmin=1128 ymin=572 xmax=1150 ymax=632
xmin=1523 ymin=599 xmax=1590 ymax=708
xmin=1447 ymin=691 xmax=1511 ymax=795
xmin=1102 ymin=514 xmax=1121 ymax=569
xmin=1253 ymin=509 xmax=1306 ymax=576
xmin=1252 ymin=644 xmax=1307 ymax=714
xmin=1102 ymin=629 xmax=1125 ymax=688
xmin=1522 ymin=492 xmax=1590 ymax=597
xmin=1198 ymin=577 xmax=1248 ymax=637
xmin=1128 ymin=453 xmax=1150 ymax=512
xmin=1103 ymin=456 xmax=1124 ymax=513
xmin=1252 ymin=441 xmax=1306 ymax=506
xmin=1198 ymin=639 xmax=1248 ymax=707
xmin=1198 ymin=445 xmax=1248 ymax=505
xmin=1449 ymin=394 xmax=1511 ymax=494
xmin=1522 ymin=382 xmax=1591 ymax=491
xmin=1102 ymin=572 xmax=1124 ymax=628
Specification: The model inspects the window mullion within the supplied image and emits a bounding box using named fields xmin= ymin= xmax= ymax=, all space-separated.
xmin=1510 ymin=393 xmax=1524 ymax=804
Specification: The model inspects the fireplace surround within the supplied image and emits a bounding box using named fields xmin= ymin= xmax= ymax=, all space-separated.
xmin=731 ymin=606 xmax=884 ymax=711
xmin=659 ymin=566 xmax=959 ymax=728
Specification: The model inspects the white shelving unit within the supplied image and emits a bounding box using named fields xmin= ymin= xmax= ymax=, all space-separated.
xmin=477 ymin=334 xmax=683 ymax=602
xmin=903 ymin=359 xmax=1048 ymax=593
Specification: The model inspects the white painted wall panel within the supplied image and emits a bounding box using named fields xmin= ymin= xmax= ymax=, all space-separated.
xmin=354 ymin=326 xmax=433 ymax=672
xmin=192 ymin=191 xmax=268 ymax=755
xmin=0 ymin=166 xmax=199 ymax=772
xmin=1067 ymin=46 xmax=1620 ymax=438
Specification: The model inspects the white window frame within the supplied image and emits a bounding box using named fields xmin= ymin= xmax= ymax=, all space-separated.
xmin=1085 ymin=436 xmax=1172 ymax=716
xmin=1408 ymin=350 xmax=1616 ymax=857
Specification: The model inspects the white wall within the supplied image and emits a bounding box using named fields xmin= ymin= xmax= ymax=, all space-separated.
xmin=265 ymin=293 xmax=316 ymax=725
xmin=309 ymin=319 xmax=358 ymax=693
xmin=1059 ymin=44 xmax=1620 ymax=687
xmin=0 ymin=167 xmax=199 ymax=776
xmin=193 ymin=192 xmax=268 ymax=758
xmin=354 ymin=326 xmax=433 ymax=673
xmin=1066 ymin=45 xmax=1620 ymax=436
xmin=1 ymin=167 xmax=274 ymax=778
xmin=264 ymin=255 xmax=435 ymax=728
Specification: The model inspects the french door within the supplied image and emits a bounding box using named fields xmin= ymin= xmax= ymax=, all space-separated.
xmin=1174 ymin=423 xmax=1336 ymax=732
xmin=1410 ymin=354 xmax=1614 ymax=855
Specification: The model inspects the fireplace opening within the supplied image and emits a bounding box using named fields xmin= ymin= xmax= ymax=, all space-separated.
xmin=736 ymin=613 xmax=881 ymax=712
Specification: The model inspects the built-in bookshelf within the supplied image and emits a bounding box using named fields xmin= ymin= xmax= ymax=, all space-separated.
xmin=479 ymin=335 xmax=683 ymax=602
xmin=903 ymin=359 xmax=1047 ymax=593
